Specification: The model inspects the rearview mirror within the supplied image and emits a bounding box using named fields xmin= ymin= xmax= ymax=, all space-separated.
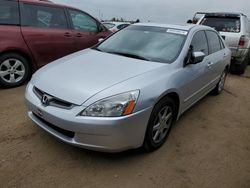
xmin=191 ymin=51 xmax=205 ymax=64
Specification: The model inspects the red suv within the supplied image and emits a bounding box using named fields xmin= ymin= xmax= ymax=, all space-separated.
xmin=0 ymin=0 xmax=111 ymax=88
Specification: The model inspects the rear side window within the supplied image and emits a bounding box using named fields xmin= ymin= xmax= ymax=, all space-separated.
xmin=201 ymin=17 xmax=240 ymax=33
xmin=206 ymin=31 xmax=221 ymax=54
xmin=0 ymin=0 xmax=19 ymax=25
xmin=21 ymin=4 xmax=68 ymax=29
xmin=190 ymin=31 xmax=209 ymax=56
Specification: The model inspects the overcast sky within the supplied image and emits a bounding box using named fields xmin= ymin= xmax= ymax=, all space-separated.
xmin=53 ymin=0 xmax=250 ymax=23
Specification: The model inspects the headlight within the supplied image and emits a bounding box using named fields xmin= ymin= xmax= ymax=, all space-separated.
xmin=80 ymin=90 xmax=140 ymax=117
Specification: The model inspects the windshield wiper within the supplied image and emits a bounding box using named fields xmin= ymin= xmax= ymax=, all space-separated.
xmin=107 ymin=51 xmax=150 ymax=61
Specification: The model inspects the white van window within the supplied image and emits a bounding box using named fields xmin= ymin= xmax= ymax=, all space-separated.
xmin=201 ymin=17 xmax=240 ymax=33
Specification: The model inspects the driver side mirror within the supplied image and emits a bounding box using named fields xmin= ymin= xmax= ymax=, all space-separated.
xmin=98 ymin=23 xmax=106 ymax=32
xmin=192 ymin=51 xmax=205 ymax=64
xmin=185 ymin=48 xmax=205 ymax=66
xmin=187 ymin=19 xmax=193 ymax=24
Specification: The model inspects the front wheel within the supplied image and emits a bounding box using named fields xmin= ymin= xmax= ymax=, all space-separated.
xmin=143 ymin=97 xmax=176 ymax=152
xmin=0 ymin=53 xmax=31 ymax=88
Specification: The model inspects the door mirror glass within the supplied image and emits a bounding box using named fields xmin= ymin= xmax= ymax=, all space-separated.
xmin=192 ymin=51 xmax=205 ymax=64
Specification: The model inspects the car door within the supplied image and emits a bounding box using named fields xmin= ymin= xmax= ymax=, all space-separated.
xmin=205 ymin=30 xmax=226 ymax=87
xmin=180 ymin=30 xmax=211 ymax=112
xmin=67 ymin=9 xmax=110 ymax=52
xmin=20 ymin=3 xmax=75 ymax=67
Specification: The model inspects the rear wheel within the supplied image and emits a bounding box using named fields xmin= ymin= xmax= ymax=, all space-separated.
xmin=231 ymin=62 xmax=247 ymax=75
xmin=143 ymin=97 xmax=176 ymax=152
xmin=212 ymin=69 xmax=227 ymax=95
xmin=230 ymin=54 xmax=249 ymax=75
xmin=0 ymin=53 xmax=31 ymax=88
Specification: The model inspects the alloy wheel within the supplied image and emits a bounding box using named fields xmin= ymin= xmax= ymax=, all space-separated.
xmin=0 ymin=58 xmax=26 ymax=84
xmin=218 ymin=71 xmax=226 ymax=92
xmin=152 ymin=106 xmax=173 ymax=144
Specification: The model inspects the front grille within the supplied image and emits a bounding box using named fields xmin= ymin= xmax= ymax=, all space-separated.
xmin=33 ymin=87 xmax=73 ymax=109
xmin=33 ymin=113 xmax=75 ymax=139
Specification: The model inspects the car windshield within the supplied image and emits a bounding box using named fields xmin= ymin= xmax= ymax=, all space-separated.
xmin=94 ymin=25 xmax=187 ymax=63
xmin=201 ymin=17 xmax=240 ymax=33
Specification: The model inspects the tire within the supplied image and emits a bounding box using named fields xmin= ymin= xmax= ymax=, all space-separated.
xmin=0 ymin=53 xmax=31 ymax=88
xmin=212 ymin=69 xmax=227 ymax=95
xmin=143 ymin=97 xmax=176 ymax=152
xmin=230 ymin=55 xmax=248 ymax=75
xmin=235 ymin=62 xmax=247 ymax=75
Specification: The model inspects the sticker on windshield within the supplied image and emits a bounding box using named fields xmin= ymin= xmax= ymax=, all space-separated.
xmin=167 ymin=29 xmax=188 ymax=35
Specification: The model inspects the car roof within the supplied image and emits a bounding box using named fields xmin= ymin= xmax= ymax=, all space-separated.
xmin=19 ymin=0 xmax=75 ymax=9
xmin=134 ymin=23 xmax=210 ymax=31
xmin=103 ymin=22 xmax=130 ymax=25
xmin=197 ymin=12 xmax=245 ymax=17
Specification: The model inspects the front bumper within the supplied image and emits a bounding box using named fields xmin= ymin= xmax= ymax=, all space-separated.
xmin=25 ymin=83 xmax=152 ymax=152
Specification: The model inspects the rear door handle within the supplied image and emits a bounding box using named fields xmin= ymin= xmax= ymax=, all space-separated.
xmin=64 ymin=32 xmax=72 ymax=37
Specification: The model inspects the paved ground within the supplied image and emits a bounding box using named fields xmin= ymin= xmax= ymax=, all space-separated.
xmin=0 ymin=67 xmax=250 ymax=188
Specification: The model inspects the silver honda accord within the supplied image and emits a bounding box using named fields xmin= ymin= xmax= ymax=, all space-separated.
xmin=25 ymin=23 xmax=231 ymax=152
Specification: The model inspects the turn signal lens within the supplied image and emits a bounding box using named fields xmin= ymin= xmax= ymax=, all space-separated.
xmin=123 ymin=100 xmax=136 ymax=115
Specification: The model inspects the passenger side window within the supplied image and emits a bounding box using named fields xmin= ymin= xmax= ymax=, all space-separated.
xmin=68 ymin=9 xmax=98 ymax=32
xmin=22 ymin=4 xmax=68 ymax=29
xmin=0 ymin=0 xmax=19 ymax=25
xmin=190 ymin=31 xmax=209 ymax=56
xmin=206 ymin=31 xmax=221 ymax=54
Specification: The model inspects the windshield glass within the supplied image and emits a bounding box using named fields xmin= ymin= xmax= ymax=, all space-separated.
xmin=201 ymin=17 xmax=240 ymax=33
xmin=95 ymin=25 xmax=187 ymax=63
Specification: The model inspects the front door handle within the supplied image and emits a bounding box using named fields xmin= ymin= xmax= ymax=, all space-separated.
xmin=76 ymin=33 xmax=83 ymax=37
xmin=64 ymin=32 xmax=72 ymax=37
xmin=207 ymin=62 xmax=213 ymax=68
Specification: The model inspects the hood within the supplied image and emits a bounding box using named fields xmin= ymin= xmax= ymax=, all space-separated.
xmin=32 ymin=49 xmax=165 ymax=105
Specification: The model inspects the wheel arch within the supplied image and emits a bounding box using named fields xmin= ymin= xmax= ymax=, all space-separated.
xmin=0 ymin=49 xmax=36 ymax=72
xmin=154 ymin=91 xmax=181 ymax=120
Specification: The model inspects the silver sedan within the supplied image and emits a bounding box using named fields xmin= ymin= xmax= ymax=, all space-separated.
xmin=25 ymin=23 xmax=231 ymax=152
